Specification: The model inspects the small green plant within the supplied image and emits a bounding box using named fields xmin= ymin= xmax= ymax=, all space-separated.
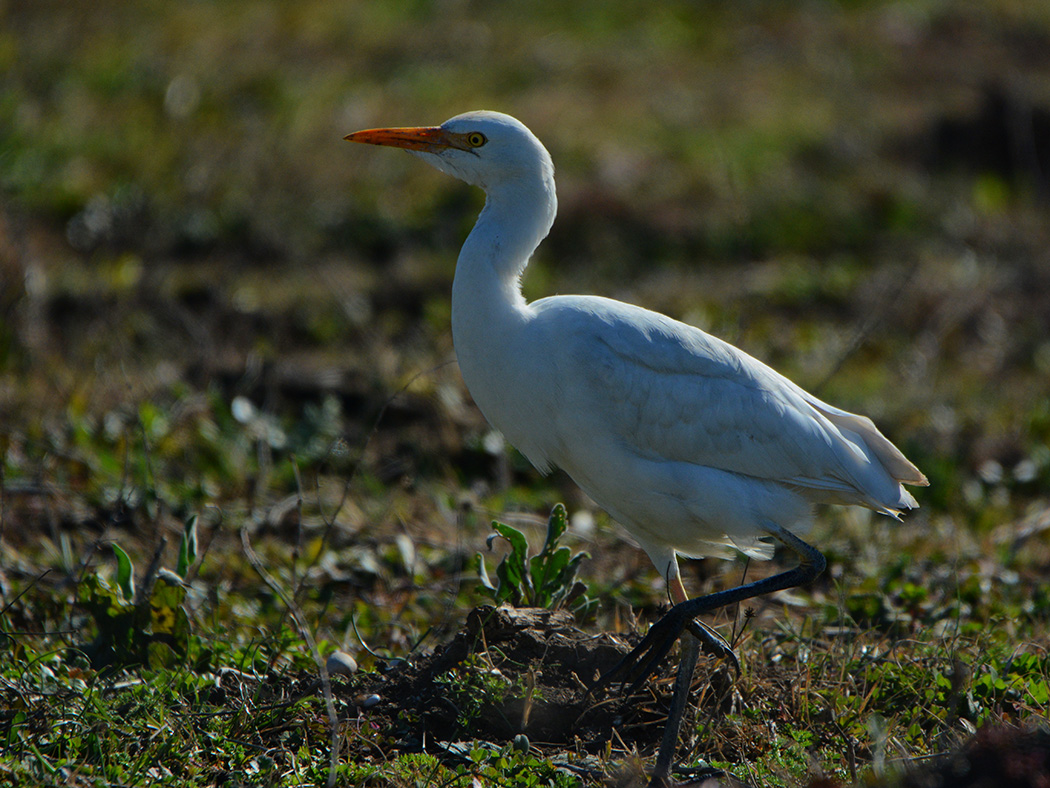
xmin=78 ymin=515 xmax=199 ymax=669
xmin=434 ymin=652 xmax=514 ymax=729
xmin=475 ymin=503 xmax=592 ymax=612
xmin=972 ymin=652 xmax=1050 ymax=709
xmin=463 ymin=741 xmax=580 ymax=787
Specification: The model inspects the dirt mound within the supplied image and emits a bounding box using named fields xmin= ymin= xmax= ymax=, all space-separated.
xmin=348 ymin=605 xmax=675 ymax=750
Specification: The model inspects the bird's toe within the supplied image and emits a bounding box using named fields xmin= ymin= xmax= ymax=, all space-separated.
xmin=594 ymin=608 xmax=691 ymax=694
xmin=684 ymin=620 xmax=740 ymax=675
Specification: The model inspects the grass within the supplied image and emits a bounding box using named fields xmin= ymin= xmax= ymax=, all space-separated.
xmin=3 ymin=0 xmax=1050 ymax=785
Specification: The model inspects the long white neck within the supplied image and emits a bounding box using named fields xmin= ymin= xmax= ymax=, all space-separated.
xmin=450 ymin=174 xmax=557 ymax=377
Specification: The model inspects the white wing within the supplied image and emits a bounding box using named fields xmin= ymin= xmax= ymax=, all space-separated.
xmin=532 ymin=295 xmax=926 ymax=514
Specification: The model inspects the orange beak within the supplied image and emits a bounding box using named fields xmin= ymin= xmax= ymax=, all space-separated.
xmin=344 ymin=125 xmax=467 ymax=152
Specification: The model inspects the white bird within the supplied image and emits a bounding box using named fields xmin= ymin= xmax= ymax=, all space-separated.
xmin=346 ymin=111 xmax=927 ymax=785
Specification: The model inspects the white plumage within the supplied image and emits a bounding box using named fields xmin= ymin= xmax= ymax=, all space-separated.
xmin=347 ymin=110 xmax=926 ymax=587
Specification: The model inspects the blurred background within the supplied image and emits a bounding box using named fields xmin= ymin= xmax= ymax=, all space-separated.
xmin=2 ymin=0 xmax=1050 ymax=645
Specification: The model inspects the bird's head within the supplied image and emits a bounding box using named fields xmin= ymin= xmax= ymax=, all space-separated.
xmin=345 ymin=110 xmax=554 ymax=192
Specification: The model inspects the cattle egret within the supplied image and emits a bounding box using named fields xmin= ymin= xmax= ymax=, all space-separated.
xmin=346 ymin=111 xmax=927 ymax=785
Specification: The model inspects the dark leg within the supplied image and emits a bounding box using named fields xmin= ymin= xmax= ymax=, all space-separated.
xmin=649 ymin=633 xmax=700 ymax=787
xmin=600 ymin=524 xmax=826 ymax=785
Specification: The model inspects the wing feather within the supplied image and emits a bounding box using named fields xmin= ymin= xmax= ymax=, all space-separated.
xmin=534 ymin=295 xmax=922 ymax=510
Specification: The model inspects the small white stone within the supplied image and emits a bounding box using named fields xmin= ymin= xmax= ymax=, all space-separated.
xmin=361 ymin=693 xmax=381 ymax=709
xmin=231 ymin=396 xmax=255 ymax=424
xmin=326 ymin=651 xmax=358 ymax=676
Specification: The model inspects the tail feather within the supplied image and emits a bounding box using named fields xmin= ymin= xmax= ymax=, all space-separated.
xmin=804 ymin=395 xmax=928 ymax=487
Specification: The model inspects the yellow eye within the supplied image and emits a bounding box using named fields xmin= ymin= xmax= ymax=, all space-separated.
xmin=466 ymin=132 xmax=487 ymax=148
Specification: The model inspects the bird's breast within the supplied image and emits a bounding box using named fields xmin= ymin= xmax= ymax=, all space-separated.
xmin=456 ymin=335 xmax=559 ymax=471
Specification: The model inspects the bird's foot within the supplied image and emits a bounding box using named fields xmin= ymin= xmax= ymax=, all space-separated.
xmin=594 ymin=606 xmax=738 ymax=696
